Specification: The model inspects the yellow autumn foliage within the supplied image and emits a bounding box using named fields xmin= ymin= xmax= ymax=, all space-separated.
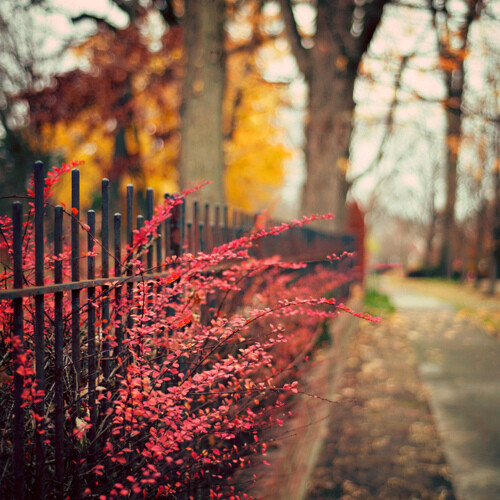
xmin=37 ymin=115 xmax=113 ymax=207
xmin=37 ymin=100 xmax=179 ymax=209
xmin=224 ymin=54 xmax=291 ymax=213
xmin=34 ymin=17 xmax=291 ymax=214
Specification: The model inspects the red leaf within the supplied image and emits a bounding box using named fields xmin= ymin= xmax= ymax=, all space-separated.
xmin=174 ymin=314 xmax=192 ymax=329
xmin=165 ymin=272 xmax=181 ymax=284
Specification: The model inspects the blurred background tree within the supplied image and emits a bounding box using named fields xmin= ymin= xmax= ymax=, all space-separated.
xmin=278 ymin=0 xmax=387 ymax=229
xmin=12 ymin=0 xmax=292 ymax=214
xmin=348 ymin=0 xmax=499 ymax=282
xmin=26 ymin=18 xmax=183 ymax=209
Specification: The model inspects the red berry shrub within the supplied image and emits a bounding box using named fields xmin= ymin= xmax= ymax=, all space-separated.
xmin=0 ymin=163 xmax=378 ymax=499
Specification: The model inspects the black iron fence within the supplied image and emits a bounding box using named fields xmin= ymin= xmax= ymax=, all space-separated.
xmin=0 ymin=162 xmax=356 ymax=499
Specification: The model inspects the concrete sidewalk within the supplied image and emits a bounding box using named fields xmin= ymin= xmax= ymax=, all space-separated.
xmin=383 ymin=280 xmax=500 ymax=500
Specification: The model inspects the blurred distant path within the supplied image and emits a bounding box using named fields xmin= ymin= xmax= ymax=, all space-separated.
xmin=383 ymin=278 xmax=500 ymax=500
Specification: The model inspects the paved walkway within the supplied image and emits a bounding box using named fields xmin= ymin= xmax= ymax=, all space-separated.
xmin=304 ymin=293 xmax=454 ymax=499
xmin=382 ymin=279 xmax=500 ymax=500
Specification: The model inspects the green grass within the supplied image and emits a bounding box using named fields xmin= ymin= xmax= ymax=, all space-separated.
xmin=364 ymin=288 xmax=395 ymax=317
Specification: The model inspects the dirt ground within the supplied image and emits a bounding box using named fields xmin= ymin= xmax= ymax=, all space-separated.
xmin=304 ymin=313 xmax=456 ymax=500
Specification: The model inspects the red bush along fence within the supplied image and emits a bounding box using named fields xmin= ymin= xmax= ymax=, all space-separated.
xmin=0 ymin=162 xmax=360 ymax=499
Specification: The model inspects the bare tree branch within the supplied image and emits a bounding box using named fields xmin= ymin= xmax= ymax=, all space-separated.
xmin=159 ymin=0 xmax=180 ymax=26
xmin=71 ymin=13 xmax=118 ymax=32
xmin=350 ymin=54 xmax=410 ymax=185
xmin=277 ymin=0 xmax=311 ymax=78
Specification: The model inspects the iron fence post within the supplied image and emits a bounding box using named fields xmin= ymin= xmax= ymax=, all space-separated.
xmin=33 ymin=161 xmax=46 ymax=499
xmin=12 ymin=201 xmax=25 ymax=500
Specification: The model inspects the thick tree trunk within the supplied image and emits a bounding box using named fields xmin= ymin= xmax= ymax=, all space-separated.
xmin=300 ymin=1 xmax=357 ymax=230
xmin=180 ymin=0 xmax=226 ymax=209
xmin=279 ymin=0 xmax=386 ymax=230
xmin=109 ymin=126 xmax=130 ymax=214
xmin=439 ymin=102 xmax=461 ymax=278
xmin=433 ymin=1 xmax=476 ymax=278
xmin=489 ymin=147 xmax=500 ymax=296
xmin=302 ymin=65 xmax=355 ymax=229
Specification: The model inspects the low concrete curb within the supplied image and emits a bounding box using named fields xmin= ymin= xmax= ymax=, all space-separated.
xmin=250 ymin=297 xmax=362 ymax=500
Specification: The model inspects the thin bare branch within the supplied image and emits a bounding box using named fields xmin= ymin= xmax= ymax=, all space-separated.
xmin=277 ymin=0 xmax=311 ymax=78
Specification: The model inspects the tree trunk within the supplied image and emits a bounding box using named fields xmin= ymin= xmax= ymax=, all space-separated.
xmin=424 ymin=210 xmax=437 ymax=274
xmin=474 ymin=202 xmax=486 ymax=288
xmin=301 ymin=0 xmax=357 ymax=230
xmin=279 ymin=0 xmax=386 ymax=230
xmin=180 ymin=0 xmax=226 ymax=210
xmin=433 ymin=1 xmax=476 ymax=278
xmin=488 ymin=149 xmax=500 ymax=296
xmin=439 ymin=101 xmax=461 ymax=278
xmin=302 ymin=63 xmax=355 ymax=229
